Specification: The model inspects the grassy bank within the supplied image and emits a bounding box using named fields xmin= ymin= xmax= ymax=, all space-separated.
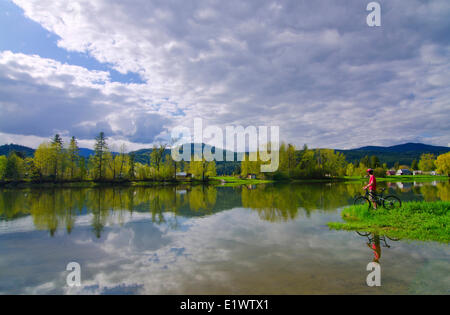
xmin=210 ymin=176 xmax=273 ymax=186
xmin=0 ymin=179 xmax=198 ymax=188
xmin=343 ymin=175 xmax=449 ymax=183
xmin=328 ymin=201 xmax=450 ymax=243
xmin=1 ymin=174 xmax=447 ymax=189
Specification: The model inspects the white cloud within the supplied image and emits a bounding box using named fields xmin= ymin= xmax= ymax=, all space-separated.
xmin=0 ymin=51 xmax=175 ymax=149
xmin=2 ymin=0 xmax=450 ymax=149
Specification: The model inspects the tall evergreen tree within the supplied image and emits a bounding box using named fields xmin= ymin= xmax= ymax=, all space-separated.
xmin=287 ymin=144 xmax=296 ymax=176
xmin=94 ymin=132 xmax=108 ymax=180
xmin=68 ymin=136 xmax=80 ymax=180
xmin=370 ymin=155 xmax=380 ymax=168
xmin=51 ymin=134 xmax=64 ymax=180
xmin=411 ymin=159 xmax=418 ymax=171
xmin=128 ymin=153 xmax=136 ymax=180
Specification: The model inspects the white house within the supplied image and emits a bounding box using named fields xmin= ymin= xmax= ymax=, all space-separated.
xmin=396 ymin=169 xmax=412 ymax=175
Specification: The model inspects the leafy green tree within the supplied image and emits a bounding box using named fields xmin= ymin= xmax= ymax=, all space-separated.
xmin=34 ymin=143 xmax=53 ymax=179
xmin=240 ymin=153 xmax=262 ymax=178
xmin=278 ymin=143 xmax=297 ymax=177
xmin=163 ymin=153 xmax=176 ymax=180
xmin=435 ymin=152 xmax=450 ymax=176
xmin=360 ymin=155 xmax=370 ymax=168
xmin=206 ymin=160 xmax=217 ymax=178
xmin=0 ymin=155 xmax=7 ymax=180
xmin=150 ymin=145 xmax=167 ymax=172
xmin=116 ymin=144 xmax=129 ymax=180
xmin=356 ymin=163 xmax=368 ymax=177
xmin=320 ymin=149 xmax=347 ymax=176
xmin=295 ymin=149 xmax=319 ymax=178
xmin=4 ymin=153 xmax=24 ymax=181
xmin=374 ymin=167 xmax=386 ymax=178
xmin=189 ymin=156 xmax=216 ymax=181
xmin=418 ymin=153 xmax=436 ymax=171
xmin=104 ymin=151 xmax=115 ymax=180
xmin=346 ymin=163 xmax=355 ymax=176
xmin=24 ymin=157 xmax=40 ymax=180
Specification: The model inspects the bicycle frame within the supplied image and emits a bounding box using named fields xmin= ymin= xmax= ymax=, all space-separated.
xmin=355 ymin=188 xmax=402 ymax=210
xmin=365 ymin=188 xmax=387 ymax=206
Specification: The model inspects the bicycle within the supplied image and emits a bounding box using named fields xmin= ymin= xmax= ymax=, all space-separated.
xmin=356 ymin=231 xmax=400 ymax=248
xmin=354 ymin=188 xmax=402 ymax=210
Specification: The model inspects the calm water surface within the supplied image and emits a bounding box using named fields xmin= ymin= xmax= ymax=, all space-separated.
xmin=0 ymin=181 xmax=449 ymax=294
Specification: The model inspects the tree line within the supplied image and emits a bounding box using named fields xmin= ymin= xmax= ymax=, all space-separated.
xmin=1 ymin=134 xmax=449 ymax=182
xmin=239 ymin=144 xmax=450 ymax=179
xmin=0 ymin=132 xmax=217 ymax=182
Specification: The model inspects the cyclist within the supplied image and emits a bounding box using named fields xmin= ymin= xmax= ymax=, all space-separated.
xmin=363 ymin=168 xmax=377 ymax=209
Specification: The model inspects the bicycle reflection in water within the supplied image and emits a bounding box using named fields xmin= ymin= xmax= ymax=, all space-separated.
xmin=356 ymin=232 xmax=400 ymax=263
xmin=357 ymin=232 xmax=401 ymax=287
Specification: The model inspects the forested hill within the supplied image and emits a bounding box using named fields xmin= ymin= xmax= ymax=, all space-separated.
xmin=129 ymin=144 xmax=240 ymax=175
xmin=337 ymin=143 xmax=450 ymax=167
xmin=1 ymin=142 xmax=449 ymax=171
xmin=0 ymin=144 xmax=35 ymax=158
xmin=0 ymin=144 xmax=96 ymax=158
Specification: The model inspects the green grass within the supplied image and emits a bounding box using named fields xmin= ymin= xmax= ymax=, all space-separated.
xmin=328 ymin=201 xmax=450 ymax=243
xmin=342 ymin=175 xmax=449 ymax=183
xmin=210 ymin=176 xmax=273 ymax=186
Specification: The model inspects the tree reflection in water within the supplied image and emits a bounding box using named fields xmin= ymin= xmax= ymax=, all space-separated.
xmin=0 ymin=180 xmax=448 ymax=237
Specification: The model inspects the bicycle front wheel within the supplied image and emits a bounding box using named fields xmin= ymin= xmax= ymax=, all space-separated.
xmin=383 ymin=195 xmax=402 ymax=209
xmin=354 ymin=196 xmax=372 ymax=209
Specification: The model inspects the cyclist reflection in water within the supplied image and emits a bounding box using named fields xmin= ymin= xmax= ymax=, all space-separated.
xmin=357 ymin=232 xmax=400 ymax=264
xmin=367 ymin=234 xmax=381 ymax=263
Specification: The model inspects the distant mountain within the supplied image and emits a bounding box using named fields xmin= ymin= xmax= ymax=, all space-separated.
xmin=338 ymin=142 xmax=450 ymax=167
xmin=0 ymin=144 xmax=35 ymax=158
xmin=78 ymin=148 xmax=95 ymax=158
xmin=0 ymin=144 xmax=97 ymax=159
xmin=352 ymin=143 xmax=450 ymax=153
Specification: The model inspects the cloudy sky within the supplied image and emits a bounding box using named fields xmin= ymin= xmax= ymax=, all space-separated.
xmin=0 ymin=0 xmax=449 ymax=150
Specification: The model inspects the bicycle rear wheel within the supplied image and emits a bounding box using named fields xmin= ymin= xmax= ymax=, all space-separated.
xmin=383 ymin=195 xmax=402 ymax=209
xmin=385 ymin=235 xmax=400 ymax=242
xmin=354 ymin=196 xmax=372 ymax=209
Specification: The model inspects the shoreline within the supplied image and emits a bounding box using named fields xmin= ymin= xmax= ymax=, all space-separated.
xmin=0 ymin=175 xmax=447 ymax=189
xmin=328 ymin=201 xmax=450 ymax=243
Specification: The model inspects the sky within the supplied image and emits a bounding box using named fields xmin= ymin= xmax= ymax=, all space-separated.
xmin=0 ymin=0 xmax=449 ymax=151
